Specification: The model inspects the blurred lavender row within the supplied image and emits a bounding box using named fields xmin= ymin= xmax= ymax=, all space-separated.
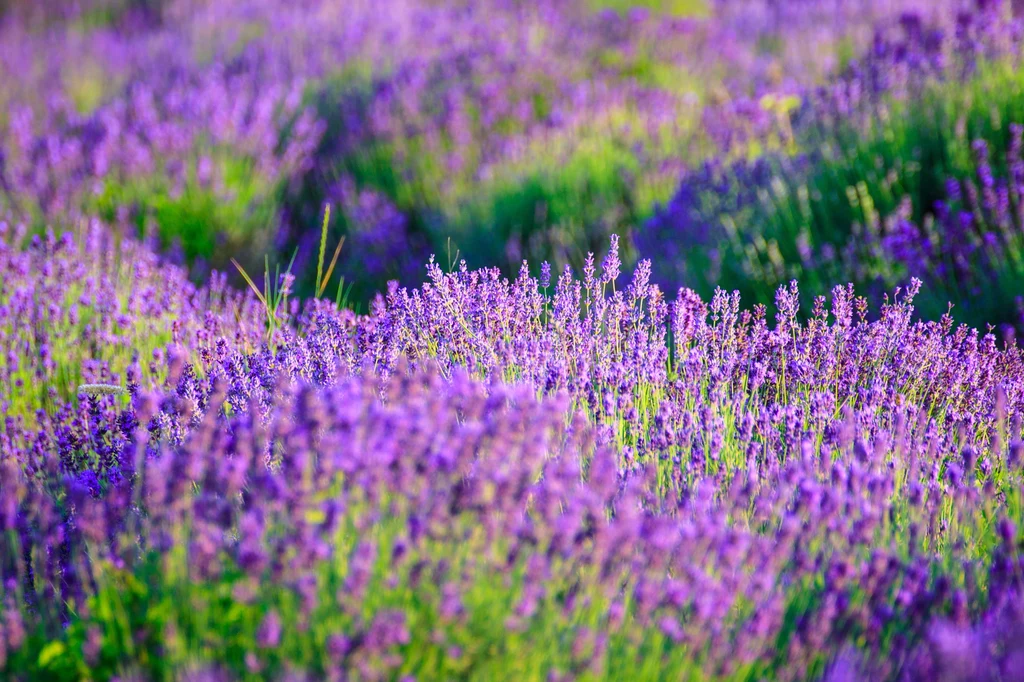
xmin=0 ymin=0 xmax=984 ymax=303
xmin=643 ymin=0 xmax=1024 ymax=330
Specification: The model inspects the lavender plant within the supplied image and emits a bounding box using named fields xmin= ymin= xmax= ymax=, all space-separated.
xmin=0 ymin=229 xmax=1022 ymax=680
xmin=0 ymin=219 xmax=268 ymax=426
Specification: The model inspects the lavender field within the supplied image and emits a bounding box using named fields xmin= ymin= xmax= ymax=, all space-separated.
xmin=2 ymin=0 xmax=1024 ymax=680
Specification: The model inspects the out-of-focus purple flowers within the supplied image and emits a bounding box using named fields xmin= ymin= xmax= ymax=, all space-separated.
xmin=644 ymin=0 xmax=1024 ymax=331
xmin=1 ymin=0 xmax=976 ymax=298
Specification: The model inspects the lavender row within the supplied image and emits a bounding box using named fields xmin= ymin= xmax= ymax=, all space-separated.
xmin=1 ymin=226 xmax=1023 ymax=678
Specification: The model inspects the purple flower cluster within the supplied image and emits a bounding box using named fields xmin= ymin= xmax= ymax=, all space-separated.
xmin=0 ymin=219 xmax=267 ymax=423
xmin=321 ymin=176 xmax=428 ymax=285
xmin=870 ymin=131 xmax=1024 ymax=304
xmin=0 ymin=227 xmax=1022 ymax=679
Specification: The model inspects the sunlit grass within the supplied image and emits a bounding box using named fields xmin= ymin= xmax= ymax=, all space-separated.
xmin=588 ymin=0 xmax=709 ymax=17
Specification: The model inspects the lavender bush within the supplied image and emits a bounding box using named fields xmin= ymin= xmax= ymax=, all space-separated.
xmin=0 ymin=227 xmax=1022 ymax=680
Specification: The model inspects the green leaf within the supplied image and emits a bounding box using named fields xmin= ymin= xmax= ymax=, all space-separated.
xmin=38 ymin=641 xmax=67 ymax=668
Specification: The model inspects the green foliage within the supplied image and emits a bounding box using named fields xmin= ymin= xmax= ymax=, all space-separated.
xmin=73 ymin=0 xmax=166 ymax=29
xmin=587 ymin=0 xmax=709 ymax=17
xmin=0 ymin=0 xmax=171 ymax=31
xmin=453 ymin=132 xmax=644 ymax=271
xmin=62 ymin=59 xmax=120 ymax=116
xmin=90 ymin=152 xmax=278 ymax=267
